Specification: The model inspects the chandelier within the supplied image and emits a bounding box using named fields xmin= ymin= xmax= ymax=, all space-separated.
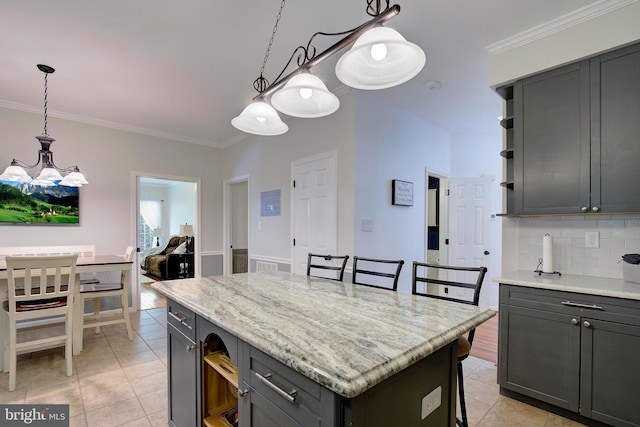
xmin=0 ymin=64 xmax=88 ymax=187
xmin=232 ymin=0 xmax=426 ymax=136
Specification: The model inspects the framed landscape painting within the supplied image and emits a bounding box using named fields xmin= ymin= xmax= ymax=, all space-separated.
xmin=0 ymin=181 xmax=79 ymax=224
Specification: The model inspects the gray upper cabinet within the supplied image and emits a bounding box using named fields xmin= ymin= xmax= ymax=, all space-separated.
xmin=591 ymin=43 xmax=640 ymax=213
xmin=515 ymin=61 xmax=591 ymax=215
xmin=500 ymin=41 xmax=640 ymax=215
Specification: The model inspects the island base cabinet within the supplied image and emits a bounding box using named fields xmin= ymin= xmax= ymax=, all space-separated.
xmin=348 ymin=341 xmax=457 ymax=426
xmin=168 ymin=323 xmax=198 ymax=427
xmin=499 ymin=284 xmax=640 ymax=427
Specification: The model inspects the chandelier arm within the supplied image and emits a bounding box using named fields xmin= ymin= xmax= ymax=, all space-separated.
xmin=9 ymin=157 xmax=42 ymax=170
xmin=253 ymin=4 xmax=400 ymax=102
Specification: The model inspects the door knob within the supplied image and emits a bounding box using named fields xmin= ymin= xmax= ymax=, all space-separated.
xmin=571 ymin=318 xmax=578 ymax=325
xmin=484 ymin=250 xmax=490 ymax=255
xmin=583 ymin=321 xmax=592 ymax=328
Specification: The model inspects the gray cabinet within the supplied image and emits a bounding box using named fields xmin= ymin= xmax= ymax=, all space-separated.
xmin=499 ymin=41 xmax=640 ymax=215
xmin=167 ymin=300 xmax=198 ymax=427
xmin=499 ymin=284 xmax=640 ymax=427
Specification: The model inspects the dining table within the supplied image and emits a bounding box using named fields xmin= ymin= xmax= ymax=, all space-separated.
xmin=0 ymin=254 xmax=133 ymax=365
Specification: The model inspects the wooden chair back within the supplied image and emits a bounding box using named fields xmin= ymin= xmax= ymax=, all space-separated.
xmin=307 ymin=253 xmax=349 ymax=281
xmin=6 ymin=255 xmax=78 ymax=311
xmin=352 ymin=256 xmax=404 ymax=291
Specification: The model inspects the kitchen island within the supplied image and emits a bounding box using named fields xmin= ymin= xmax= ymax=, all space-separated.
xmin=152 ymin=271 xmax=494 ymax=426
xmin=496 ymin=271 xmax=640 ymax=427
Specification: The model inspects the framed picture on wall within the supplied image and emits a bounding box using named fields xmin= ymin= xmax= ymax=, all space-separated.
xmin=392 ymin=180 xmax=413 ymax=206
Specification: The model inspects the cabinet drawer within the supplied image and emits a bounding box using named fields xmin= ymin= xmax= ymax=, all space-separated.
xmin=500 ymin=284 xmax=640 ymax=324
xmin=167 ymin=299 xmax=196 ymax=340
xmin=247 ymin=347 xmax=324 ymax=426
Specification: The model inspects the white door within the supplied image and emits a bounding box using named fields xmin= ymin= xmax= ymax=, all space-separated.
xmin=447 ymin=177 xmax=491 ymax=300
xmin=292 ymin=151 xmax=337 ymax=275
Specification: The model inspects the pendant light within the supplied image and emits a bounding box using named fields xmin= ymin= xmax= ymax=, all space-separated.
xmin=335 ymin=26 xmax=426 ymax=90
xmin=271 ymin=72 xmax=340 ymax=118
xmin=0 ymin=64 xmax=88 ymax=187
xmin=231 ymin=100 xmax=288 ymax=136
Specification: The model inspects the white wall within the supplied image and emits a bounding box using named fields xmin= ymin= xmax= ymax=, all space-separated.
xmin=222 ymin=92 xmax=356 ymax=264
xmin=0 ymin=107 xmax=223 ymax=260
xmin=354 ymin=91 xmax=452 ymax=295
xmin=231 ymin=181 xmax=248 ymax=248
xmin=168 ymin=181 xmax=196 ymax=236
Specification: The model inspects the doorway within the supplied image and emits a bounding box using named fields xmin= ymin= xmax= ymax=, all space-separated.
xmin=223 ymin=175 xmax=249 ymax=275
xmin=133 ymin=172 xmax=201 ymax=311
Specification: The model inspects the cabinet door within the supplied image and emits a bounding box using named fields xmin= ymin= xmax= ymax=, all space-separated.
xmin=168 ymin=323 xmax=198 ymax=427
xmin=581 ymin=318 xmax=640 ymax=427
xmin=591 ymin=43 xmax=640 ymax=213
xmin=499 ymin=304 xmax=580 ymax=411
xmin=240 ymin=383 xmax=304 ymax=427
xmin=515 ymin=61 xmax=591 ymax=214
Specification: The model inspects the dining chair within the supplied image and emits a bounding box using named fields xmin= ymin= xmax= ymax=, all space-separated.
xmin=307 ymin=253 xmax=350 ymax=281
xmin=78 ymin=246 xmax=134 ymax=340
xmin=411 ymin=261 xmax=487 ymax=427
xmin=4 ymin=254 xmax=77 ymax=392
xmin=352 ymin=256 xmax=404 ymax=291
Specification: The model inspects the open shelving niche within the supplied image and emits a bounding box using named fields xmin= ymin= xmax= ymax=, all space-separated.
xmin=202 ymin=347 xmax=239 ymax=427
xmin=497 ymin=85 xmax=515 ymax=214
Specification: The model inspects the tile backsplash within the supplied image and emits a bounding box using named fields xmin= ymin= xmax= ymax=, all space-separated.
xmin=517 ymin=214 xmax=640 ymax=279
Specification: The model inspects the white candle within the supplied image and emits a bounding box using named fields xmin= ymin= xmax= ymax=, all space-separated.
xmin=542 ymin=233 xmax=554 ymax=273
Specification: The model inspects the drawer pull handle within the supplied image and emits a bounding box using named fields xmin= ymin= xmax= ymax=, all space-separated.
xmin=168 ymin=311 xmax=193 ymax=330
xmin=561 ymin=301 xmax=604 ymax=311
xmin=254 ymin=372 xmax=297 ymax=403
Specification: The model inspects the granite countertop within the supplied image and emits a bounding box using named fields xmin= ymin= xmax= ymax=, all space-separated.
xmin=151 ymin=271 xmax=494 ymax=398
xmin=494 ymin=270 xmax=640 ymax=301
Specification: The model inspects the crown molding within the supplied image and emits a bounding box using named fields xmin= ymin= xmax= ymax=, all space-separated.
xmin=0 ymin=98 xmax=224 ymax=149
xmin=486 ymin=0 xmax=638 ymax=55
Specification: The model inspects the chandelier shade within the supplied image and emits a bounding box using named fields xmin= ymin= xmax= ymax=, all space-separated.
xmin=231 ymin=101 xmax=289 ymax=136
xmin=271 ymin=72 xmax=340 ymax=118
xmin=335 ymin=26 xmax=426 ymax=90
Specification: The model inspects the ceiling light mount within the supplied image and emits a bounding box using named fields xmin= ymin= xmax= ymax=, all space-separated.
xmin=232 ymin=0 xmax=425 ymax=136
xmin=0 ymin=64 xmax=88 ymax=187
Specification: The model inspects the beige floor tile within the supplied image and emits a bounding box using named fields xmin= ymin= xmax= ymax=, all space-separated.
xmin=544 ymin=413 xmax=587 ymax=426
xmin=70 ymin=414 xmax=88 ymax=427
xmin=123 ymin=359 xmax=166 ymax=381
xmin=138 ymin=386 xmax=167 ymax=415
xmin=118 ymin=416 xmax=152 ymax=427
xmin=81 ymin=379 xmax=137 ymax=413
xmin=143 ymin=336 xmax=166 ymax=351
xmin=115 ymin=349 xmax=161 ymax=368
xmin=147 ymin=408 xmax=168 ymax=427
xmin=131 ymin=371 xmax=167 ymax=396
xmin=25 ymin=379 xmax=84 ymax=418
xmin=84 ymin=396 xmax=146 ymax=427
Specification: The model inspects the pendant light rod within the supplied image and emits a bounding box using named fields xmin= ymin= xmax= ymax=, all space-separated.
xmin=253 ymin=4 xmax=400 ymax=102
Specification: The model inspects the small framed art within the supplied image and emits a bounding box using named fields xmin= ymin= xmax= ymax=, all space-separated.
xmin=392 ymin=180 xmax=413 ymax=206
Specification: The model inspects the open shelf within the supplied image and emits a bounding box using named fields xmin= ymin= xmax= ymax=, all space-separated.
xmin=500 ymin=181 xmax=514 ymax=190
xmin=500 ymin=148 xmax=514 ymax=159
xmin=204 ymin=352 xmax=239 ymax=389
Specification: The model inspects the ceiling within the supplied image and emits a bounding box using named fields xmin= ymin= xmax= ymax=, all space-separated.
xmin=0 ymin=0 xmax=600 ymax=148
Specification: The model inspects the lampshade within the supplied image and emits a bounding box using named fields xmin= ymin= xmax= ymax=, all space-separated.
xmin=180 ymin=224 xmax=194 ymax=236
xmin=231 ymin=101 xmax=289 ymax=136
xmin=271 ymin=72 xmax=340 ymax=118
xmin=0 ymin=165 xmax=32 ymax=183
xmin=35 ymin=167 xmax=64 ymax=182
xmin=335 ymin=26 xmax=426 ymax=90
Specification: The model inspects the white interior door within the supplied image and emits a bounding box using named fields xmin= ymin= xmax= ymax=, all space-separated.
xmin=447 ymin=177 xmax=491 ymax=300
xmin=292 ymin=151 xmax=337 ymax=275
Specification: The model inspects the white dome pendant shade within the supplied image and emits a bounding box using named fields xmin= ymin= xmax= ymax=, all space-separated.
xmin=0 ymin=165 xmax=32 ymax=183
xmin=271 ymin=72 xmax=340 ymax=118
xmin=335 ymin=26 xmax=426 ymax=90
xmin=231 ymin=100 xmax=288 ymax=136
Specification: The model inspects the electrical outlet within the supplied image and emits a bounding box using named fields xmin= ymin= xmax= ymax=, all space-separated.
xmin=585 ymin=231 xmax=600 ymax=248
xmin=421 ymin=386 xmax=442 ymax=419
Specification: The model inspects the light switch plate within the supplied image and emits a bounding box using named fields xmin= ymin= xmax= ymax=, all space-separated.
xmin=361 ymin=219 xmax=373 ymax=232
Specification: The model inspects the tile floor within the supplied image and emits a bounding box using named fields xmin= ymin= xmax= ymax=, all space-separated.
xmin=1 ymin=307 xmax=586 ymax=427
